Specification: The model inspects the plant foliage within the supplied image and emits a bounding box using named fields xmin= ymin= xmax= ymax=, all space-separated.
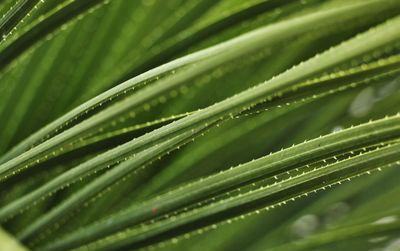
xmin=0 ymin=0 xmax=400 ymax=250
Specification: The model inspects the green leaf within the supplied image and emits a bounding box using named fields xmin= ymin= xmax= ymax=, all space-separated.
xmin=41 ymin=115 xmax=400 ymax=250
xmin=1 ymin=0 xmax=400 ymax=250
xmin=0 ymin=0 xmax=106 ymax=70
xmin=0 ymin=227 xmax=28 ymax=251
xmin=0 ymin=0 xmax=40 ymax=38
xmin=1 ymin=0 xmax=399 ymax=180
xmin=272 ymin=216 xmax=400 ymax=251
